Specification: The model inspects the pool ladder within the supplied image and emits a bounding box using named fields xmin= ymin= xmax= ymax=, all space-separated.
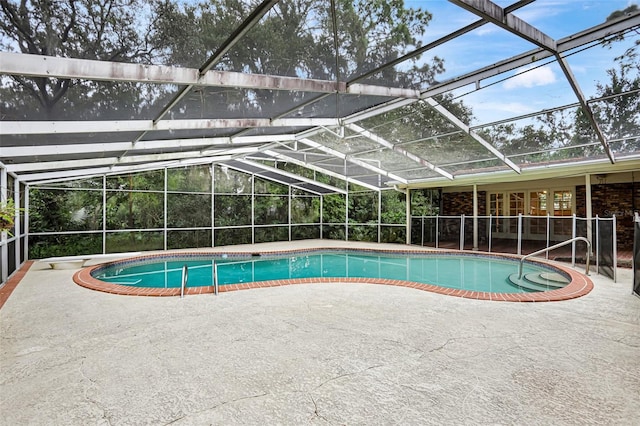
xmin=180 ymin=264 xmax=188 ymax=298
xmin=180 ymin=262 xmax=219 ymax=298
xmin=518 ymin=236 xmax=591 ymax=279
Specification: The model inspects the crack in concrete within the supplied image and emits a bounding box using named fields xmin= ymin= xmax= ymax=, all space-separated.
xmin=163 ymin=392 xmax=269 ymax=425
xmin=78 ymin=358 xmax=113 ymax=426
xmin=314 ymin=363 xmax=386 ymax=391
xmin=309 ymin=395 xmax=328 ymax=422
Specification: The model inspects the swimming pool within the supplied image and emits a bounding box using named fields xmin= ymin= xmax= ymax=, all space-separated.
xmin=74 ymin=248 xmax=593 ymax=302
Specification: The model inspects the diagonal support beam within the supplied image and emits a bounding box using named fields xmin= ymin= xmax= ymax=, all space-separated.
xmin=449 ymin=0 xmax=556 ymax=51
xmin=555 ymin=56 xmax=615 ymax=163
xmin=424 ymin=98 xmax=521 ymax=173
xmin=346 ymin=124 xmax=454 ymax=180
xmin=234 ymin=159 xmax=346 ymax=195
xmin=264 ymin=149 xmax=380 ymax=192
xmin=131 ymin=0 xmax=280 ymax=147
xmin=298 ymin=138 xmax=407 ymax=184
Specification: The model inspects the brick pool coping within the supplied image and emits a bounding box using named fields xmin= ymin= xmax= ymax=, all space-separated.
xmin=73 ymin=248 xmax=594 ymax=302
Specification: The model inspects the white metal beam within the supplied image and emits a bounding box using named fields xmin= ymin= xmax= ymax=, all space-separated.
xmin=555 ymin=56 xmax=615 ymax=163
xmin=0 ymin=52 xmax=427 ymax=100
xmin=264 ymin=149 xmax=380 ymax=192
xmin=0 ymin=118 xmax=340 ymax=135
xmin=2 ymin=134 xmax=295 ymax=158
xmin=449 ymin=0 xmax=557 ymax=51
xmin=344 ymin=11 xmax=640 ymax=126
xmin=298 ymin=137 xmax=406 ymax=184
xmin=346 ymin=124 xmax=454 ymax=180
xmin=424 ymin=97 xmax=521 ymax=173
xmin=6 ymin=147 xmax=259 ymax=172
xmin=235 ymin=159 xmax=347 ymax=195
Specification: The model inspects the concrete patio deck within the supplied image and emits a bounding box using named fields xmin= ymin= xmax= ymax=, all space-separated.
xmin=1 ymin=241 xmax=639 ymax=425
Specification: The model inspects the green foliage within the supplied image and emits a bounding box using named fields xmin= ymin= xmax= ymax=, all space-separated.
xmin=322 ymin=194 xmax=346 ymax=223
xmin=106 ymin=191 xmax=163 ymax=229
xmin=0 ymin=198 xmax=18 ymax=235
xmin=167 ymin=193 xmax=212 ymax=227
xmin=254 ymin=195 xmax=288 ymax=225
xmin=0 ymin=0 xmax=160 ymax=119
xmin=410 ymin=189 xmax=439 ymax=216
xmin=292 ymin=225 xmax=320 ymax=240
xmin=381 ymin=190 xmax=405 ymax=224
xmin=168 ymin=166 xmax=212 ymax=192
xmin=214 ymin=195 xmax=252 ymax=226
xmin=349 ymin=191 xmax=378 ymax=223
xmin=167 ymin=230 xmax=212 ymax=249
xmin=29 ymin=233 xmax=102 ymax=259
xmin=291 ymin=196 xmax=320 ymax=224
xmin=106 ymin=231 xmax=164 ymax=253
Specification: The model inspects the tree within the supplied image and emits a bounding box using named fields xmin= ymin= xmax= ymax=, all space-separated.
xmin=0 ymin=0 xmax=161 ymax=119
xmin=152 ymin=0 xmax=443 ymax=118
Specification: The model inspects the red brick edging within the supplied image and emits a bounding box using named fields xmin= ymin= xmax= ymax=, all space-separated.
xmin=72 ymin=249 xmax=593 ymax=302
xmin=0 ymin=261 xmax=35 ymax=310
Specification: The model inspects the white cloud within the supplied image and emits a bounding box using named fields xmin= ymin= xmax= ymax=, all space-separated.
xmin=503 ymin=66 xmax=557 ymax=89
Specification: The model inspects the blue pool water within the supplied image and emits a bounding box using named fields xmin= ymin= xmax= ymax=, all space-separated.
xmin=92 ymin=251 xmax=564 ymax=294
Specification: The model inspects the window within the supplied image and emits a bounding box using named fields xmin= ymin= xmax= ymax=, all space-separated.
xmin=553 ymin=191 xmax=572 ymax=216
xmin=553 ymin=190 xmax=573 ymax=236
xmin=509 ymin=192 xmax=524 ymax=233
xmin=489 ymin=193 xmax=504 ymax=232
xmin=529 ymin=191 xmax=548 ymax=235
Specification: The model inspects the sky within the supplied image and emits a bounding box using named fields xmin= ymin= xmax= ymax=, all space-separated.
xmin=408 ymin=0 xmax=640 ymax=125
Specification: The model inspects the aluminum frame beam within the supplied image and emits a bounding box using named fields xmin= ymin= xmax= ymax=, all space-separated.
xmin=264 ymin=149 xmax=380 ymax=192
xmin=234 ymin=159 xmax=346 ymax=195
xmin=449 ymin=0 xmax=556 ymax=51
xmin=0 ymin=118 xmax=340 ymax=135
xmin=424 ymin=97 xmax=521 ymax=173
xmin=298 ymin=138 xmax=407 ymax=185
xmin=449 ymin=0 xmax=616 ymax=163
xmin=5 ymin=147 xmax=258 ymax=173
xmin=344 ymin=11 xmax=640 ymax=125
xmin=1 ymin=135 xmax=296 ymax=158
xmin=0 ymin=52 xmax=423 ymax=100
xmin=346 ymin=124 xmax=454 ymax=180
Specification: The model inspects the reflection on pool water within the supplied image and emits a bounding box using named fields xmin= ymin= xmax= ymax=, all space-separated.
xmin=92 ymin=251 xmax=569 ymax=294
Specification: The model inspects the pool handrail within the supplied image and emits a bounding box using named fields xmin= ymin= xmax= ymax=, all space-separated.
xmin=180 ymin=264 xmax=188 ymax=299
xmin=518 ymin=237 xmax=591 ymax=279
xmin=213 ymin=261 xmax=219 ymax=296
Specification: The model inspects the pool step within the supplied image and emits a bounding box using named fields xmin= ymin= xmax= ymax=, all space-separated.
xmin=507 ymin=272 xmax=570 ymax=292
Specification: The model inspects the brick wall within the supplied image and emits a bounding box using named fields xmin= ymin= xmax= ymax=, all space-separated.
xmin=576 ymin=183 xmax=640 ymax=249
xmin=441 ymin=191 xmax=487 ymax=216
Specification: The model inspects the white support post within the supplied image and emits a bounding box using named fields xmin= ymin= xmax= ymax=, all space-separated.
xmin=102 ymin=175 xmax=107 ymax=254
xmin=473 ymin=184 xmax=478 ymax=251
xmin=613 ymin=215 xmax=617 ymax=283
xmin=251 ymin=173 xmax=255 ymax=245
xmin=406 ymin=189 xmax=411 ymax=245
xmin=435 ymin=215 xmax=439 ymax=249
xmin=24 ymin=186 xmax=30 ymax=261
xmin=460 ymin=214 xmax=465 ymax=251
xmin=14 ymin=178 xmax=20 ymax=269
xmin=571 ymin=214 xmax=577 ymax=268
xmin=320 ymin=195 xmax=324 ymax=239
xmin=586 ymin=173 xmax=593 ymax=250
xmin=1 ymin=167 xmax=8 ymax=284
xmin=488 ymin=215 xmax=493 ymax=253
xmin=517 ymin=213 xmax=523 ymax=256
xmin=288 ymin=186 xmax=292 ymax=242
xmin=595 ymin=215 xmax=600 ymax=274
xmin=211 ymin=163 xmax=215 ymax=247
xmin=378 ymin=190 xmax=382 ymax=243
xmin=163 ymin=168 xmax=168 ymax=251
xmin=546 ymin=214 xmax=550 ymax=260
